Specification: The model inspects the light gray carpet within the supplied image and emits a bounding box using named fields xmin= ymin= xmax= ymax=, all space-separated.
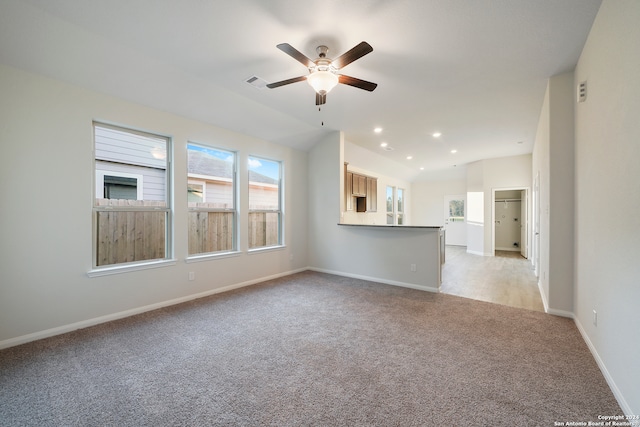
xmin=0 ymin=271 xmax=622 ymax=426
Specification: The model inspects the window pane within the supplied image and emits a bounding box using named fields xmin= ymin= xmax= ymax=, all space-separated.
xmin=187 ymin=144 xmax=236 ymax=256
xmin=96 ymin=210 xmax=166 ymax=266
xmin=397 ymin=188 xmax=404 ymax=213
xmin=187 ymin=144 xmax=234 ymax=209
xmin=386 ymin=213 xmax=394 ymax=225
xmin=95 ymin=124 xmax=167 ymax=206
xmin=248 ymin=212 xmax=280 ymax=249
xmin=187 ymin=182 xmax=204 ymax=203
xmin=248 ymin=156 xmax=281 ymax=248
xmin=448 ymin=199 xmax=465 ymax=221
xmin=188 ymin=211 xmax=234 ymax=255
xmin=386 ymin=186 xmax=394 ymax=213
xmin=248 ymin=157 xmax=280 ymax=210
xmin=104 ymin=175 xmax=137 ymax=200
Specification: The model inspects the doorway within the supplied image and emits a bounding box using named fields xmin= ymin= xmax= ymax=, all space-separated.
xmin=491 ymin=188 xmax=529 ymax=259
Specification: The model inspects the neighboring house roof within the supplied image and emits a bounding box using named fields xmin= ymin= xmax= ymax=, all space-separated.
xmin=188 ymin=150 xmax=277 ymax=185
xmin=188 ymin=150 xmax=232 ymax=179
xmin=248 ymin=170 xmax=278 ymax=186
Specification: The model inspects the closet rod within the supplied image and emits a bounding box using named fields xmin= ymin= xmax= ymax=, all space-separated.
xmin=495 ymin=199 xmax=521 ymax=202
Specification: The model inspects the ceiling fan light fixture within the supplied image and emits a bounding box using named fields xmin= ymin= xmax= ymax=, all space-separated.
xmin=307 ymin=70 xmax=338 ymax=94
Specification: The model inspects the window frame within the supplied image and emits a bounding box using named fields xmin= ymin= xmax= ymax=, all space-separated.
xmin=186 ymin=143 xmax=238 ymax=258
xmin=248 ymin=155 xmax=283 ymax=250
xmin=90 ymin=122 xmax=174 ymax=274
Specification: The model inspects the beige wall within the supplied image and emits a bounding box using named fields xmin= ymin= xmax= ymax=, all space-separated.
xmin=411 ymin=179 xmax=467 ymax=226
xmin=572 ymin=0 xmax=640 ymax=414
xmin=0 ymin=64 xmax=308 ymax=346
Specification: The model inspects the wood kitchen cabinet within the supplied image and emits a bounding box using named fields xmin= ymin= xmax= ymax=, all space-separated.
xmin=344 ymin=166 xmax=377 ymax=212
xmin=352 ymin=174 xmax=366 ymax=196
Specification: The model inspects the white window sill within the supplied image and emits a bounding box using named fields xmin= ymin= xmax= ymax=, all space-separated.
xmin=186 ymin=251 xmax=242 ymax=263
xmin=87 ymin=259 xmax=177 ymax=277
xmin=247 ymin=245 xmax=286 ymax=255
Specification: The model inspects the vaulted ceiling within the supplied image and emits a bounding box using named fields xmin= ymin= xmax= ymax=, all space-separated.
xmin=0 ymin=0 xmax=601 ymax=180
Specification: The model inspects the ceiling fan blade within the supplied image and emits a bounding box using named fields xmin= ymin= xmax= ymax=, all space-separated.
xmin=315 ymin=92 xmax=327 ymax=106
xmin=332 ymin=41 xmax=373 ymax=69
xmin=338 ymin=75 xmax=378 ymax=92
xmin=276 ymin=43 xmax=314 ymax=68
xmin=266 ymin=75 xmax=308 ymax=89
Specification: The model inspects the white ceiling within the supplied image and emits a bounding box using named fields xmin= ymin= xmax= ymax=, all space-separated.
xmin=0 ymin=0 xmax=601 ymax=180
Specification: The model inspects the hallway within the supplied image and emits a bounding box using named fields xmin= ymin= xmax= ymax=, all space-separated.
xmin=440 ymin=246 xmax=544 ymax=312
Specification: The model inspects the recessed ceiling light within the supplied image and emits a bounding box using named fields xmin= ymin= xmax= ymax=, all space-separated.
xmin=406 ymin=156 xmax=413 ymax=160
xmin=432 ymin=132 xmax=442 ymax=138
xmin=374 ymin=127 xmax=383 ymax=133
xmin=451 ymin=149 xmax=457 ymax=154
xmin=420 ymin=167 xmax=425 ymax=170
xmin=380 ymin=142 xmax=388 ymax=147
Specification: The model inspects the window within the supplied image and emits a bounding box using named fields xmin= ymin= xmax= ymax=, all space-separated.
xmin=397 ymin=188 xmax=404 ymax=225
xmin=248 ymin=156 xmax=282 ymax=249
xmin=386 ymin=186 xmax=394 ymax=225
xmin=93 ymin=123 xmax=171 ymax=268
xmin=448 ymin=199 xmax=465 ymax=222
xmin=187 ymin=144 xmax=236 ymax=256
xmin=386 ymin=186 xmax=406 ymax=225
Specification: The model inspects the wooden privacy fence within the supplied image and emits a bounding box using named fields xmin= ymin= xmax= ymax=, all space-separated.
xmin=248 ymin=212 xmax=279 ymax=248
xmin=96 ymin=199 xmax=166 ymax=267
xmin=96 ymin=200 xmax=279 ymax=266
xmin=188 ymin=211 xmax=233 ymax=255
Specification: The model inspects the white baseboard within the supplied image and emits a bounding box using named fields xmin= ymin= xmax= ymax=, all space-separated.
xmin=546 ymin=307 xmax=574 ymax=318
xmin=538 ymin=280 xmax=549 ymax=312
xmin=466 ymin=249 xmax=485 ymax=256
xmin=536 ymin=280 xmax=573 ymax=318
xmin=0 ymin=267 xmax=308 ymax=350
xmin=574 ymin=317 xmax=633 ymax=416
xmin=308 ymin=267 xmax=440 ymax=293
xmin=495 ymin=247 xmax=521 ymax=252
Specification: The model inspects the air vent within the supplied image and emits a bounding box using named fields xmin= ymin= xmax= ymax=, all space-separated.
xmin=577 ymin=81 xmax=587 ymax=103
xmin=245 ymin=76 xmax=268 ymax=90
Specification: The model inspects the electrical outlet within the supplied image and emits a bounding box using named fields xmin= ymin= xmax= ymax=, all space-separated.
xmin=188 ymin=272 xmax=195 ymax=281
xmin=410 ymin=264 xmax=416 ymax=272
xmin=593 ymin=310 xmax=597 ymax=326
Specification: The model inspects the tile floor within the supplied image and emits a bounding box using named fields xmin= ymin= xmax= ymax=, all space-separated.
xmin=440 ymin=245 xmax=544 ymax=312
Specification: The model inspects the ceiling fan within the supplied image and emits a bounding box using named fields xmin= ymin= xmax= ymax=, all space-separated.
xmin=266 ymin=41 xmax=377 ymax=106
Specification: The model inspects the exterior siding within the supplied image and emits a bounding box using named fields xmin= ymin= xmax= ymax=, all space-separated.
xmin=249 ymin=182 xmax=279 ymax=210
xmin=96 ymin=160 xmax=166 ymax=201
xmin=95 ymin=124 xmax=167 ymax=169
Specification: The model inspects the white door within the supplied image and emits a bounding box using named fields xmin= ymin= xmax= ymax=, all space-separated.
xmin=520 ymin=190 xmax=528 ymax=258
xmin=444 ymin=195 xmax=467 ymax=246
xmin=533 ymin=174 xmax=540 ymax=277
